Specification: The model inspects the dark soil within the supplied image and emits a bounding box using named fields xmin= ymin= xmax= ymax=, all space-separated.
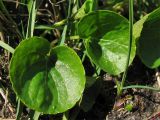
xmin=0 ymin=52 xmax=16 ymax=119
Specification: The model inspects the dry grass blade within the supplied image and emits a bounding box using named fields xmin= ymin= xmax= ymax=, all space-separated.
xmin=0 ymin=41 xmax=14 ymax=54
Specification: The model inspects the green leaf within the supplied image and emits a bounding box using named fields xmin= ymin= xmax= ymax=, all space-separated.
xmin=78 ymin=10 xmax=136 ymax=75
xmin=10 ymin=37 xmax=86 ymax=114
xmin=134 ymin=7 xmax=160 ymax=68
xmin=74 ymin=0 xmax=97 ymax=20
xmin=133 ymin=14 xmax=149 ymax=42
xmin=124 ymin=104 xmax=133 ymax=112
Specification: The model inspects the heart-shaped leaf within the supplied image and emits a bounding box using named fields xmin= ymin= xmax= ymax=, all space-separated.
xmin=9 ymin=37 xmax=86 ymax=114
xmin=134 ymin=7 xmax=160 ymax=68
xmin=78 ymin=10 xmax=136 ymax=75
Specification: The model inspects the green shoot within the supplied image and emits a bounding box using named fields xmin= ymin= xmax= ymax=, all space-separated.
xmin=117 ymin=0 xmax=134 ymax=96
xmin=26 ymin=0 xmax=37 ymax=38
xmin=59 ymin=0 xmax=72 ymax=45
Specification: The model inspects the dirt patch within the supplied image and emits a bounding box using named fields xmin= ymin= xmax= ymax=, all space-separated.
xmin=0 ymin=52 xmax=16 ymax=119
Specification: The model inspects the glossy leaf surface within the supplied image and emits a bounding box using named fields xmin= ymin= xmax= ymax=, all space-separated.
xmin=78 ymin=10 xmax=136 ymax=75
xmin=134 ymin=7 xmax=160 ymax=68
xmin=10 ymin=37 xmax=85 ymax=114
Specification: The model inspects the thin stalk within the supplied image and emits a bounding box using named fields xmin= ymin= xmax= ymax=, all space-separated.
xmin=60 ymin=25 xmax=68 ymax=45
xmin=20 ymin=20 xmax=25 ymax=39
xmin=33 ymin=111 xmax=40 ymax=120
xmin=81 ymin=51 xmax=86 ymax=62
xmin=62 ymin=111 xmax=69 ymax=120
xmin=16 ymin=99 xmax=23 ymax=120
xmin=123 ymin=85 xmax=160 ymax=91
xmin=59 ymin=0 xmax=72 ymax=45
xmin=26 ymin=0 xmax=37 ymax=38
xmin=118 ymin=0 xmax=133 ymax=95
xmin=35 ymin=19 xmax=67 ymax=30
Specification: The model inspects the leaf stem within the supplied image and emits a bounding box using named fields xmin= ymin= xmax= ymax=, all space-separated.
xmin=118 ymin=0 xmax=133 ymax=96
xmin=60 ymin=25 xmax=68 ymax=45
xmin=35 ymin=19 xmax=67 ymax=30
xmin=123 ymin=85 xmax=160 ymax=91
xmin=33 ymin=111 xmax=41 ymax=120
xmin=16 ymin=99 xmax=23 ymax=120
xmin=26 ymin=0 xmax=37 ymax=38
xmin=59 ymin=0 xmax=72 ymax=45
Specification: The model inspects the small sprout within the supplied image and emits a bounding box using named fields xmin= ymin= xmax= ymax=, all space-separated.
xmin=113 ymin=95 xmax=133 ymax=111
xmin=124 ymin=103 xmax=133 ymax=112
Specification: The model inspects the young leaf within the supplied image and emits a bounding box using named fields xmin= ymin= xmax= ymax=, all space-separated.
xmin=9 ymin=37 xmax=86 ymax=114
xmin=26 ymin=0 xmax=43 ymax=38
xmin=74 ymin=0 xmax=97 ymax=20
xmin=134 ymin=7 xmax=160 ymax=68
xmin=78 ymin=10 xmax=136 ymax=75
